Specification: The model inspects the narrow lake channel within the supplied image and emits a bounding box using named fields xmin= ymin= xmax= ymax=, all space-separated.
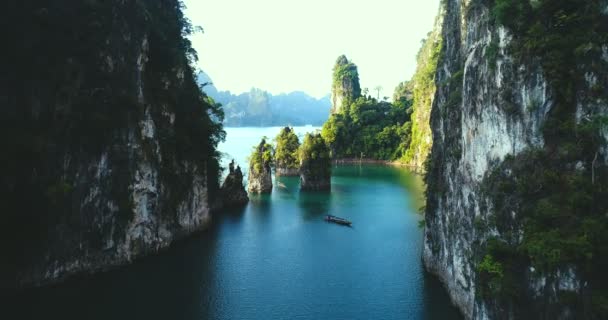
xmin=5 ymin=127 xmax=462 ymax=320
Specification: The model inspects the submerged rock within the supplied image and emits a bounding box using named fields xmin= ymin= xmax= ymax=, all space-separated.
xmin=248 ymin=138 xmax=273 ymax=193
xmin=299 ymin=133 xmax=331 ymax=191
xmin=219 ymin=160 xmax=249 ymax=207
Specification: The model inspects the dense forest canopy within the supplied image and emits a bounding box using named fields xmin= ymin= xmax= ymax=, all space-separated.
xmin=321 ymin=41 xmax=441 ymax=165
xmin=322 ymin=95 xmax=413 ymax=160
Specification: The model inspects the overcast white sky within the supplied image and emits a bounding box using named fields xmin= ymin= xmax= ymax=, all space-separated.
xmin=183 ymin=0 xmax=440 ymax=98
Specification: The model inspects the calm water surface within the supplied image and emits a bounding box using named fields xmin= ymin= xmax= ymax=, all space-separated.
xmin=5 ymin=126 xmax=461 ymax=320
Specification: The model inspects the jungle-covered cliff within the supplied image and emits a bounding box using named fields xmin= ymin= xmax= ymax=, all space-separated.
xmin=299 ymin=133 xmax=331 ymax=191
xmin=424 ymin=0 xmax=608 ymax=319
xmin=330 ymin=55 xmax=362 ymax=115
xmin=274 ymin=127 xmax=300 ymax=176
xmin=247 ymin=138 xmax=273 ymax=193
xmin=0 ymin=0 xmax=224 ymax=290
xmin=321 ymin=30 xmax=442 ymax=168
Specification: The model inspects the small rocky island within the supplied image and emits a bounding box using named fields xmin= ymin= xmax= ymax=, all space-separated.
xmin=248 ymin=138 xmax=274 ymax=193
xmin=274 ymin=127 xmax=300 ymax=176
xmin=219 ymin=160 xmax=249 ymax=207
xmin=299 ymin=133 xmax=331 ymax=191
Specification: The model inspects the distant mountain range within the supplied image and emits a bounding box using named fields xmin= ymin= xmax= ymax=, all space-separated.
xmin=197 ymin=71 xmax=330 ymax=127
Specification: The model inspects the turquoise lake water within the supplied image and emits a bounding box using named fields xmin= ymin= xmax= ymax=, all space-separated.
xmin=4 ymin=126 xmax=461 ymax=320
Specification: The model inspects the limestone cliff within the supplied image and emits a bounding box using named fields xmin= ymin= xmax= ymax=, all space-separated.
xmin=247 ymin=139 xmax=273 ymax=193
xmin=424 ymin=0 xmax=608 ymax=319
xmin=330 ymin=55 xmax=361 ymax=114
xmin=299 ymin=133 xmax=331 ymax=191
xmin=219 ymin=160 xmax=249 ymax=207
xmin=274 ymin=127 xmax=300 ymax=176
xmin=0 ymin=1 xmax=224 ymax=290
xmin=401 ymin=18 xmax=442 ymax=169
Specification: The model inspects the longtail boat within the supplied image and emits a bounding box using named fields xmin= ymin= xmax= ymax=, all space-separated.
xmin=324 ymin=215 xmax=352 ymax=226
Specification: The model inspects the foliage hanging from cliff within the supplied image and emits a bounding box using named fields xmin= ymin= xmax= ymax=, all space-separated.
xmin=274 ymin=127 xmax=300 ymax=170
xmin=474 ymin=0 xmax=608 ymax=315
xmin=401 ymin=30 xmax=442 ymax=167
xmin=0 ymin=0 xmax=225 ymax=284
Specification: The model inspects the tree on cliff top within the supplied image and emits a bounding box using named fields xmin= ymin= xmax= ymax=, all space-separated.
xmin=299 ymin=133 xmax=331 ymax=177
xmin=249 ymin=138 xmax=274 ymax=175
xmin=274 ymin=127 xmax=300 ymax=169
xmin=331 ymin=55 xmax=362 ymax=113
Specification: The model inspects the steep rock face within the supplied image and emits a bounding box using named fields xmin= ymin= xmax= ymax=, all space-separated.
xmin=330 ymin=55 xmax=361 ymax=114
xmin=0 ymin=1 xmax=223 ymax=289
xmin=247 ymin=139 xmax=273 ymax=193
xmin=275 ymin=167 xmax=299 ymax=176
xmin=219 ymin=160 xmax=249 ymax=207
xmin=424 ymin=1 xmax=608 ymax=319
xmin=401 ymin=17 xmax=442 ymax=169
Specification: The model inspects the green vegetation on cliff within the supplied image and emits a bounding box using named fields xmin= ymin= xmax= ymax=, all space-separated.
xmin=471 ymin=0 xmax=608 ymax=315
xmin=402 ymin=32 xmax=442 ymax=167
xmin=299 ymin=133 xmax=331 ymax=190
xmin=322 ymin=35 xmax=441 ymax=167
xmin=1 ymin=0 xmax=225 ymax=283
xmin=322 ymin=96 xmax=412 ymax=160
xmin=249 ymin=138 xmax=274 ymax=175
xmin=331 ymin=55 xmax=362 ymax=114
xmin=274 ymin=127 xmax=300 ymax=170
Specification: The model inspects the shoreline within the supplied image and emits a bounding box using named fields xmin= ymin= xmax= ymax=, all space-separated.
xmin=332 ymin=158 xmax=423 ymax=172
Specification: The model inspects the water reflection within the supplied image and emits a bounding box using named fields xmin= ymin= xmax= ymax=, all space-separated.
xmin=274 ymin=176 xmax=299 ymax=199
xmin=219 ymin=204 xmax=248 ymax=222
xmin=297 ymin=191 xmax=332 ymax=220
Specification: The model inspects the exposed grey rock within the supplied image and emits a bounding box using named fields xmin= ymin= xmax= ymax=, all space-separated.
xmin=1 ymin=1 xmax=221 ymax=290
xmin=331 ymin=55 xmax=361 ymax=114
xmin=275 ymin=167 xmax=299 ymax=176
xmin=219 ymin=160 xmax=249 ymax=207
xmin=247 ymin=140 xmax=273 ymax=193
xmin=424 ymin=1 xmax=607 ymax=319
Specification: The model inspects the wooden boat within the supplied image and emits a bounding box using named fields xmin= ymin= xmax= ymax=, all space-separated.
xmin=325 ymin=215 xmax=352 ymax=226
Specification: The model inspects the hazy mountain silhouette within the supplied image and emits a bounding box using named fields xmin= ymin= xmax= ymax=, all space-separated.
xmin=197 ymin=71 xmax=330 ymax=127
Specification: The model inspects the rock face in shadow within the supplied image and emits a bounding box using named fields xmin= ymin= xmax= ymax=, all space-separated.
xmin=299 ymin=133 xmax=331 ymax=191
xmin=247 ymin=139 xmax=273 ymax=193
xmin=219 ymin=160 xmax=249 ymax=207
xmin=0 ymin=0 xmax=224 ymax=290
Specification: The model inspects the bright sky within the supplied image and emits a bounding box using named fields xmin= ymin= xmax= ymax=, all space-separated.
xmin=184 ymin=0 xmax=440 ymax=99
